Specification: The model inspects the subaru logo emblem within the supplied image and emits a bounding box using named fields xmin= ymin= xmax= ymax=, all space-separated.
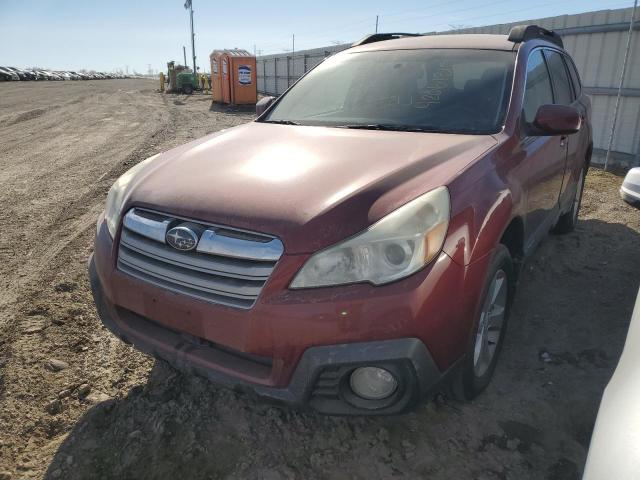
xmin=166 ymin=226 xmax=199 ymax=251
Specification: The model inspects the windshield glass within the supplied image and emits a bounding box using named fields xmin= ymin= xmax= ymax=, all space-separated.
xmin=263 ymin=49 xmax=515 ymax=134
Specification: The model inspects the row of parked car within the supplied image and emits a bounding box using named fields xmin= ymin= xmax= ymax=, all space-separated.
xmin=0 ymin=66 xmax=127 ymax=81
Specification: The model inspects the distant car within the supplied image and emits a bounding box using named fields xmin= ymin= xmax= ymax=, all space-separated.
xmin=583 ymin=288 xmax=640 ymax=480
xmin=54 ymin=71 xmax=72 ymax=80
xmin=29 ymin=69 xmax=46 ymax=80
xmin=5 ymin=67 xmax=27 ymax=80
xmin=2 ymin=67 xmax=25 ymax=80
xmin=22 ymin=68 xmax=37 ymax=80
xmin=7 ymin=67 xmax=36 ymax=80
xmin=27 ymin=69 xmax=43 ymax=80
xmin=37 ymin=70 xmax=58 ymax=80
xmin=620 ymin=167 xmax=640 ymax=208
xmin=0 ymin=67 xmax=19 ymax=81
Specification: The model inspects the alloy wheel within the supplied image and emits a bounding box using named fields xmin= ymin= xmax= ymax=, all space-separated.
xmin=473 ymin=269 xmax=508 ymax=377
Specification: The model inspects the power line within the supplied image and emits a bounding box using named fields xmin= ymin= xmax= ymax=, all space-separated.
xmin=382 ymin=0 xmax=517 ymax=27
xmin=256 ymin=0 xmax=631 ymax=55
xmin=409 ymin=0 xmax=630 ymax=30
xmin=292 ymin=0 xmax=512 ymax=44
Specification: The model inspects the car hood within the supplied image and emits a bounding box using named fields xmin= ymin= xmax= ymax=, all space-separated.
xmin=126 ymin=122 xmax=497 ymax=253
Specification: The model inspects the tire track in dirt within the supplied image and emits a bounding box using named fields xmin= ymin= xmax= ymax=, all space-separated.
xmin=0 ymin=87 xmax=169 ymax=327
xmin=0 ymin=81 xmax=254 ymax=477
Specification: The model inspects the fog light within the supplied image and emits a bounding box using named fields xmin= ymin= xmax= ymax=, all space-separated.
xmin=349 ymin=367 xmax=398 ymax=400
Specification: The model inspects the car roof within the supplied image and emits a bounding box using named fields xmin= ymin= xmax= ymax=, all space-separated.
xmin=348 ymin=34 xmax=517 ymax=53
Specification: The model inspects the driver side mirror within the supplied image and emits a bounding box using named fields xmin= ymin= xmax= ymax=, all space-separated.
xmin=256 ymin=96 xmax=275 ymax=116
xmin=532 ymin=104 xmax=581 ymax=135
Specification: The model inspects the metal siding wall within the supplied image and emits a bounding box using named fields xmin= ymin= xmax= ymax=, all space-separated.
xmin=256 ymin=7 xmax=639 ymax=164
xmin=257 ymin=44 xmax=349 ymax=96
xmin=433 ymin=7 xmax=639 ymax=162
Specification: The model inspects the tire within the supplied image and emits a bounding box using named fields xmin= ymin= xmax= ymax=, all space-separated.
xmin=449 ymin=244 xmax=515 ymax=401
xmin=182 ymin=84 xmax=193 ymax=95
xmin=553 ymin=166 xmax=586 ymax=234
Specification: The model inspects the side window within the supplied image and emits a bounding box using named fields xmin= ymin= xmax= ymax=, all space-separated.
xmin=544 ymin=50 xmax=574 ymax=105
xmin=565 ymin=55 xmax=582 ymax=97
xmin=523 ymin=50 xmax=553 ymax=124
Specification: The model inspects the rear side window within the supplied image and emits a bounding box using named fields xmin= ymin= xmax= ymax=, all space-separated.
xmin=544 ymin=50 xmax=574 ymax=105
xmin=564 ymin=55 xmax=582 ymax=97
xmin=523 ymin=50 xmax=554 ymax=124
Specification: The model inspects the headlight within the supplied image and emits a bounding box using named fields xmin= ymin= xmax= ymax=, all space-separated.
xmin=290 ymin=186 xmax=450 ymax=288
xmin=104 ymin=154 xmax=159 ymax=238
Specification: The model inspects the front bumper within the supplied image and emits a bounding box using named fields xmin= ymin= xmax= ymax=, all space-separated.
xmin=90 ymin=254 xmax=444 ymax=414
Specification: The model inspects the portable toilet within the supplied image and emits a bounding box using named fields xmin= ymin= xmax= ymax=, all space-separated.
xmin=209 ymin=50 xmax=224 ymax=102
xmin=219 ymin=49 xmax=257 ymax=105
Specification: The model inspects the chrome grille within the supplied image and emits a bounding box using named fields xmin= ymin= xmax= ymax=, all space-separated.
xmin=117 ymin=208 xmax=284 ymax=309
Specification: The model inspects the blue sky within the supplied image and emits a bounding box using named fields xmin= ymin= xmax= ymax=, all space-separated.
xmin=0 ymin=0 xmax=631 ymax=73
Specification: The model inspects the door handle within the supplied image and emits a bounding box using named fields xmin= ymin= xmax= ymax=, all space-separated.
xmin=560 ymin=136 xmax=567 ymax=147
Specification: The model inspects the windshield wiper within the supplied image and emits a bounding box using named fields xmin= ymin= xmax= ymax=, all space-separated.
xmin=261 ymin=119 xmax=301 ymax=125
xmin=337 ymin=124 xmax=445 ymax=132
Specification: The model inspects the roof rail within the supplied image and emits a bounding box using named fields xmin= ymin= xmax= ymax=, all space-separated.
xmin=508 ymin=25 xmax=563 ymax=48
xmin=352 ymin=33 xmax=422 ymax=47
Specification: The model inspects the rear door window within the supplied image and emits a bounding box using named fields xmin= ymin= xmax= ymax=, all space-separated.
xmin=544 ymin=50 xmax=574 ymax=105
xmin=564 ymin=55 xmax=582 ymax=97
xmin=522 ymin=50 xmax=554 ymax=124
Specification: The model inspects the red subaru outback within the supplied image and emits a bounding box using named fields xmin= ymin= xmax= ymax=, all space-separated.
xmin=89 ymin=26 xmax=592 ymax=414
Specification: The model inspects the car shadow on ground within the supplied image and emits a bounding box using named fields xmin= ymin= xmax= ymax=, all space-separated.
xmin=44 ymin=218 xmax=640 ymax=480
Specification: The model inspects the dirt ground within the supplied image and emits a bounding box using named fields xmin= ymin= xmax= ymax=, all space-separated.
xmin=0 ymin=79 xmax=638 ymax=480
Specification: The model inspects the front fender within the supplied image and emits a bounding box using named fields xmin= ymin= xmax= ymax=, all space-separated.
xmin=443 ymin=153 xmax=521 ymax=266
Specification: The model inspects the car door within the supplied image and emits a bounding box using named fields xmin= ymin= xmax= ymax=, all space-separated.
xmin=520 ymin=49 xmax=567 ymax=250
xmin=544 ymin=49 xmax=581 ymax=207
xmin=562 ymin=53 xmax=590 ymax=205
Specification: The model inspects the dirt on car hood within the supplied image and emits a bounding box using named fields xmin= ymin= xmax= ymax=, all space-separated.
xmin=126 ymin=122 xmax=497 ymax=253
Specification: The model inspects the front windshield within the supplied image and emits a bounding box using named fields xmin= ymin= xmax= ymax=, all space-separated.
xmin=263 ymin=48 xmax=515 ymax=134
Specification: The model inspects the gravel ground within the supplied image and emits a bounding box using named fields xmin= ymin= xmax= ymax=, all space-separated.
xmin=0 ymin=79 xmax=638 ymax=480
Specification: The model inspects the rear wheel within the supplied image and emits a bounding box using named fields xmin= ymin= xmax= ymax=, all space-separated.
xmin=554 ymin=166 xmax=586 ymax=234
xmin=449 ymin=244 xmax=514 ymax=400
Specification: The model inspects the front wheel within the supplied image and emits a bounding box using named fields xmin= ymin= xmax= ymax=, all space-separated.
xmin=553 ymin=167 xmax=586 ymax=234
xmin=182 ymin=84 xmax=193 ymax=95
xmin=449 ymin=244 xmax=515 ymax=401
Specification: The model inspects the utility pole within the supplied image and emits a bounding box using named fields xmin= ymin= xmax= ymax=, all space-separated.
xmin=183 ymin=46 xmax=187 ymax=67
xmin=184 ymin=0 xmax=197 ymax=75
xmin=292 ymin=34 xmax=295 ymax=58
xmin=375 ymin=15 xmax=379 ymax=33
xmin=605 ymin=0 xmax=638 ymax=170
